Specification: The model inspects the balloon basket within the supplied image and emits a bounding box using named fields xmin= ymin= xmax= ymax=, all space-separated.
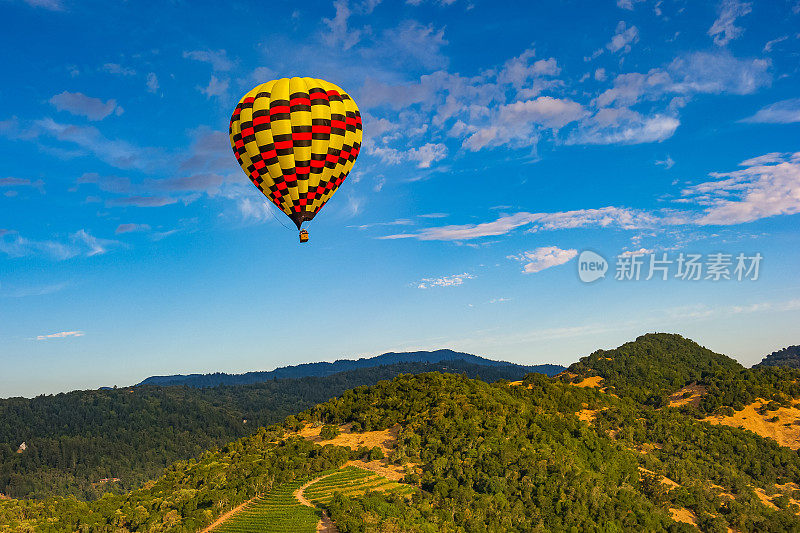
xmin=299 ymin=229 xmax=309 ymax=243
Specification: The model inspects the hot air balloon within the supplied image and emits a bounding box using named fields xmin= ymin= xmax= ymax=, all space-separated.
xmin=229 ymin=77 xmax=363 ymax=243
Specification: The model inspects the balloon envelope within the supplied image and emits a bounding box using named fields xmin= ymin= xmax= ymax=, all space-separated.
xmin=229 ymin=77 xmax=363 ymax=229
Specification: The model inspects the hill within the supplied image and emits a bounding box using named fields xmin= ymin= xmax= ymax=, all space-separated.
xmin=4 ymin=366 xmax=800 ymax=531
xmin=566 ymin=333 xmax=742 ymax=405
xmin=0 ymin=359 xmax=546 ymax=500
xmin=757 ymin=345 xmax=800 ymax=368
xmin=7 ymin=333 xmax=800 ymax=531
xmin=137 ymin=349 xmax=563 ymax=387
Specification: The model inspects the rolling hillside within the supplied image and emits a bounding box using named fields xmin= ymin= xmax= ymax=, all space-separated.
xmin=4 ymin=333 xmax=800 ymax=532
xmin=0 ymin=359 xmax=548 ymax=500
xmin=137 ymin=349 xmax=563 ymax=387
xmin=757 ymin=345 xmax=800 ymax=369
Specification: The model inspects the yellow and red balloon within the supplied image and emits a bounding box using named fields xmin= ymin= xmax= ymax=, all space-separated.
xmin=229 ymin=77 xmax=362 ymax=234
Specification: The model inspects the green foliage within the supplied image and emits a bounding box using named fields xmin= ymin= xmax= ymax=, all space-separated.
xmin=319 ymin=424 xmax=340 ymax=440
xmin=215 ymin=480 xmax=321 ymax=533
xmin=0 ymin=360 xmax=535 ymax=500
xmin=757 ymin=345 xmax=800 ymax=369
xmin=699 ymin=365 xmax=800 ymax=414
xmin=567 ymin=333 xmax=742 ymax=404
xmin=0 ymin=432 xmax=350 ymax=531
xmin=5 ymin=334 xmax=800 ymax=531
xmin=302 ymin=466 xmax=412 ymax=507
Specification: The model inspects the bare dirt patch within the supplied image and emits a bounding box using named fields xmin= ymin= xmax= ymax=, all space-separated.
xmin=638 ymin=467 xmax=680 ymax=489
xmin=703 ymin=399 xmax=800 ymax=450
xmin=573 ymin=376 xmax=604 ymax=388
xmin=297 ymin=423 xmax=401 ymax=456
xmin=668 ymin=383 xmax=707 ymax=408
xmin=670 ymin=507 xmax=698 ymax=527
xmin=290 ymin=423 xmax=417 ymax=482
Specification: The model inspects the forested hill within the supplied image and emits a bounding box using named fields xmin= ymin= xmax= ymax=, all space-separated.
xmin=757 ymin=345 xmax=800 ymax=368
xmin=137 ymin=348 xmax=563 ymax=387
xmin=6 ymin=358 xmax=800 ymax=531
xmin=567 ymin=333 xmax=742 ymax=404
xmin=0 ymin=359 xmax=542 ymax=500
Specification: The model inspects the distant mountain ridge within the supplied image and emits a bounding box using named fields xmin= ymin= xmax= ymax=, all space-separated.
xmin=137 ymin=349 xmax=564 ymax=388
xmin=756 ymin=345 xmax=800 ymax=368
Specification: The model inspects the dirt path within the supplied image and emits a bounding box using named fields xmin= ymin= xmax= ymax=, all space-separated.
xmin=199 ymin=495 xmax=258 ymax=533
xmin=294 ymin=473 xmax=340 ymax=533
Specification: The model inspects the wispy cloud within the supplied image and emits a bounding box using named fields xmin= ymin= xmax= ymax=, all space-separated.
xmin=36 ymin=330 xmax=84 ymax=340
xmin=102 ymin=63 xmax=136 ymax=76
xmin=20 ymin=0 xmax=64 ymax=10
xmin=655 ymin=155 xmax=675 ymax=169
xmin=607 ymin=21 xmax=639 ymax=54
xmin=708 ymin=0 xmax=752 ymax=46
xmin=49 ymin=91 xmax=122 ymax=121
xmin=115 ymin=223 xmax=151 ymax=234
xmin=417 ymin=272 xmax=474 ymax=289
xmin=508 ymin=246 xmax=578 ymax=273
xmin=200 ymin=75 xmax=229 ymax=99
xmin=0 ymin=177 xmax=44 ymax=193
xmin=146 ymin=73 xmax=159 ymax=93
xmin=0 ymin=229 xmax=120 ymax=260
xmin=741 ymin=99 xmax=800 ymax=124
xmin=682 ymin=152 xmax=800 ymax=225
xmin=383 ymin=207 xmax=656 ymax=241
xmin=183 ymin=49 xmax=234 ymax=71
xmin=106 ymin=195 xmax=178 ymax=208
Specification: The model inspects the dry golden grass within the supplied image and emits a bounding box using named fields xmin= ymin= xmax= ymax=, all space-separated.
xmin=576 ymin=409 xmax=601 ymax=425
xmin=670 ymin=507 xmax=698 ymax=527
xmin=571 ymin=375 xmax=604 ymax=388
xmin=288 ymin=423 xmax=415 ymax=482
xmin=638 ymin=467 xmax=680 ymax=489
xmin=703 ymin=399 xmax=800 ymax=450
xmin=668 ymin=383 xmax=707 ymax=408
xmin=297 ymin=422 xmax=400 ymax=456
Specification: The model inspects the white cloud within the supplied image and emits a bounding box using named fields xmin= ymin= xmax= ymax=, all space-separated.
xmin=682 ymin=152 xmax=800 ymax=225
xmin=508 ymin=246 xmax=577 ymax=273
xmin=616 ymin=0 xmax=646 ymax=9
xmin=49 ymin=91 xmax=121 ymax=121
xmin=741 ymin=99 xmax=800 ymax=124
xmin=708 ymin=0 xmax=752 ymax=46
xmin=383 ymin=207 xmax=655 ymax=241
xmin=407 ymin=143 xmax=447 ymax=168
xmin=655 ymin=155 xmax=675 ymax=169
xmin=322 ymin=0 xmax=361 ymax=50
xmin=596 ymin=51 xmax=770 ymax=108
xmin=103 ymin=63 xmax=136 ymax=76
xmin=31 ymin=118 xmax=164 ymax=171
xmin=463 ymin=96 xmax=587 ymax=151
xmin=417 ymin=272 xmax=474 ymax=289
xmin=36 ymin=331 xmax=84 ymax=340
xmin=183 ymin=49 xmax=234 ymax=71
xmin=115 ymin=223 xmax=150 ymax=234
xmin=594 ymin=68 xmax=607 ymax=82
xmin=568 ymin=108 xmax=679 ymax=145
xmin=498 ymin=48 xmax=560 ymax=89
xmin=146 ymin=72 xmax=159 ymax=93
xmin=71 ymin=229 xmax=116 ymax=256
xmin=739 ymin=152 xmax=787 ymax=166
xmin=21 ymin=0 xmax=63 ymax=9
xmin=763 ymin=35 xmax=788 ymax=53
xmin=607 ymin=21 xmax=639 ymax=54
xmin=368 ymin=141 xmax=447 ymax=168
xmin=200 ymin=75 xmax=229 ymax=98
xmin=0 ymin=177 xmax=44 ymax=192
xmin=0 ymin=229 xmax=118 ymax=260
xmin=384 ymin=20 xmax=448 ymax=70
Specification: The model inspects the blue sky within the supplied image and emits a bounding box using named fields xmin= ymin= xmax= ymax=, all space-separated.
xmin=1 ymin=0 xmax=799 ymax=397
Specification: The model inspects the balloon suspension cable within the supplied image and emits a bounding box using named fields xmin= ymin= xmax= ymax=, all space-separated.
xmin=265 ymin=200 xmax=293 ymax=231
